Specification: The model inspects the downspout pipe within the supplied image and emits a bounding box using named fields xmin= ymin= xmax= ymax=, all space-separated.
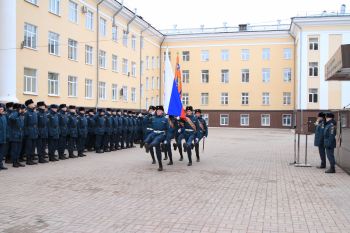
xmin=139 ymin=24 xmax=150 ymax=111
xmin=293 ymin=22 xmax=303 ymax=134
xmin=159 ymin=36 xmax=166 ymax=105
xmin=112 ymin=0 xmax=124 ymax=27
xmin=96 ymin=0 xmax=106 ymax=110
xmin=126 ymin=9 xmax=137 ymax=34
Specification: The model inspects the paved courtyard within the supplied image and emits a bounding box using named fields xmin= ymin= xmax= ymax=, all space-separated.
xmin=1 ymin=128 xmax=350 ymax=233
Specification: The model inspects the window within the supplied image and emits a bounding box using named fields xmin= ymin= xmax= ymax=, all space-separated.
xmin=201 ymin=70 xmax=209 ymax=83
xmin=151 ymin=97 xmax=154 ymax=105
xmin=69 ymin=1 xmax=78 ymax=23
xmin=99 ymin=50 xmax=106 ymax=69
xmin=201 ymin=93 xmax=209 ymax=105
xmin=68 ymin=39 xmax=78 ymax=60
xmin=85 ymin=79 xmax=93 ymax=99
xmin=99 ymin=18 xmax=107 ymax=37
xmin=123 ymin=30 xmax=128 ymax=47
xmin=86 ymin=10 xmax=93 ymax=30
xmin=157 ymin=77 xmax=160 ymax=89
xmin=98 ymin=82 xmax=106 ymax=100
xmin=221 ymin=49 xmax=229 ymax=61
xmin=283 ymin=92 xmax=291 ymax=105
xmin=112 ymin=55 xmax=118 ymax=72
xmin=262 ymin=68 xmax=270 ymax=83
xmin=152 ymin=57 xmax=155 ymax=69
xmin=131 ymin=35 xmax=136 ymax=50
xmin=282 ymin=114 xmax=292 ymax=127
xmin=145 ymin=98 xmax=149 ymax=109
xmin=85 ymin=45 xmax=93 ymax=65
xmin=151 ymin=77 xmax=155 ymax=90
xmin=241 ymin=49 xmax=250 ymax=60
xmin=48 ymin=72 xmax=59 ymax=96
xmin=112 ymin=84 xmax=118 ymax=101
xmin=122 ymin=86 xmax=128 ymax=101
xmin=157 ymin=57 xmax=160 ymax=68
xmin=146 ymin=56 xmax=149 ymax=69
xmin=68 ymin=76 xmax=77 ymax=97
xmin=24 ymin=68 xmax=37 ymax=94
xmin=284 ymin=48 xmax=291 ymax=60
xmin=261 ymin=114 xmax=271 ymax=126
xmin=309 ymin=62 xmax=319 ymax=77
xmin=221 ymin=92 xmax=229 ymax=105
xmin=49 ymin=0 xmax=60 ymax=15
xmin=131 ymin=62 xmax=136 ymax=77
xmin=221 ymin=69 xmax=229 ymax=83
xmin=262 ymin=92 xmax=270 ymax=105
xmin=112 ymin=27 xmax=118 ymax=42
xmin=240 ymin=114 xmax=249 ymax=126
xmin=262 ymin=48 xmax=270 ymax=60
xmin=122 ymin=58 xmax=129 ymax=74
xmin=183 ymin=70 xmax=189 ymax=83
xmin=182 ymin=51 xmax=190 ymax=61
xmin=182 ymin=93 xmax=189 ymax=105
xmin=308 ymin=88 xmax=318 ymax=103
xmin=202 ymin=114 xmax=209 ymax=126
xmin=145 ymin=77 xmax=149 ymax=90
xmin=241 ymin=69 xmax=249 ymax=83
xmin=283 ymin=68 xmax=291 ymax=82
xmin=309 ymin=37 xmax=319 ymax=50
xmin=220 ymin=114 xmax=229 ymax=126
xmin=201 ymin=50 xmax=209 ymax=61
xmin=131 ymin=88 xmax=136 ymax=103
xmin=156 ymin=95 xmax=160 ymax=105
xmin=241 ymin=92 xmax=249 ymax=105
xmin=48 ymin=32 xmax=60 ymax=55
xmin=24 ymin=23 xmax=37 ymax=49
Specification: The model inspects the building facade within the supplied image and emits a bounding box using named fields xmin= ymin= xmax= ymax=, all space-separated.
xmin=0 ymin=0 xmax=349 ymax=128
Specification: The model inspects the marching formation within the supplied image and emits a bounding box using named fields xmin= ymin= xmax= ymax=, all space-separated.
xmin=0 ymin=99 xmax=208 ymax=172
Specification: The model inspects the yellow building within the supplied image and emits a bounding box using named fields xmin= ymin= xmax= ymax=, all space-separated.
xmin=0 ymin=0 xmax=350 ymax=128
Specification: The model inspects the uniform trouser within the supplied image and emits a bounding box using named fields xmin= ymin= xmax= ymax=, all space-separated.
xmin=37 ymin=137 xmax=47 ymax=160
xmin=154 ymin=144 xmax=163 ymax=167
xmin=184 ymin=133 xmax=195 ymax=163
xmin=87 ymin=133 xmax=95 ymax=150
xmin=95 ymin=134 xmax=104 ymax=151
xmin=11 ymin=141 xmax=22 ymax=163
xmin=0 ymin=143 xmax=5 ymax=166
xmin=20 ymin=139 xmax=26 ymax=160
xmin=144 ymin=132 xmax=166 ymax=147
xmin=318 ymin=146 xmax=326 ymax=166
xmin=67 ymin=136 xmax=77 ymax=155
xmin=48 ymin=137 xmax=58 ymax=158
xmin=194 ymin=134 xmax=203 ymax=159
xmin=165 ymin=143 xmax=173 ymax=162
xmin=5 ymin=141 xmax=11 ymax=162
xmin=176 ymin=134 xmax=185 ymax=158
xmin=104 ymin=134 xmax=111 ymax=150
xmin=77 ymin=137 xmax=86 ymax=155
xmin=122 ymin=130 xmax=128 ymax=148
xmin=326 ymin=148 xmax=336 ymax=168
xmin=25 ymin=138 xmax=36 ymax=161
xmin=58 ymin=136 xmax=67 ymax=156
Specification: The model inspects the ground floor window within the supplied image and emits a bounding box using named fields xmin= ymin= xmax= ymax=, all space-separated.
xmin=261 ymin=114 xmax=271 ymax=126
xmin=282 ymin=114 xmax=292 ymax=127
xmin=220 ymin=114 xmax=229 ymax=126
xmin=240 ymin=114 xmax=249 ymax=126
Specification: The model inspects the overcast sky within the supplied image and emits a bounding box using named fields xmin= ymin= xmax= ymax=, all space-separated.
xmin=121 ymin=0 xmax=348 ymax=29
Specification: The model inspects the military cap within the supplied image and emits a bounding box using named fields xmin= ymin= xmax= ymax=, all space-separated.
xmin=88 ymin=109 xmax=94 ymax=113
xmin=148 ymin=105 xmax=156 ymax=111
xmin=59 ymin=104 xmax=67 ymax=109
xmin=68 ymin=105 xmax=76 ymax=110
xmin=6 ymin=102 xmax=14 ymax=109
xmin=185 ymin=106 xmax=193 ymax=111
xmin=127 ymin=110 xmax=132 ymax=114
xmin=24 ymin=99 xmax=34 ymax=107
xmin=194 ymin=109 xmax=202 ymax=114
xmin=37 ymin=101 xmax=46 ymax=107
xmin=13 ymin=103 xmax=20 ymax=110
xmin=106 ymin=108 xmax=112 ymax=112
xmin=50 ymin=104 xmax=58 ymax=109
xmin=0 ymin=103 xmax=5 ymax=109
xmin=98 ymin=108 xmax=105 ymax=113
xmin=111 ymin=109 xmax=117 ymax=113
xmin=78 ymin=107 xmax=85 ymax=112
xmin=325 ymin=112 xmax=335 ymax=118
xmin=156 ymin=105 xmax=164 ymax=111
xmin=20 ymin=104 xmax=26 ymax=109
xmin=318 ymin=112 xmax=325 ymax=118
xmin=116 ymin=109 xmax=121 ymax=113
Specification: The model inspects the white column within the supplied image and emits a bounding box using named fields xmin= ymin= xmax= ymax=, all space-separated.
xmin=0 ymin=0 xmax=18 ymax=103
xmin=319 ymin=32 xmax=329 ymax=110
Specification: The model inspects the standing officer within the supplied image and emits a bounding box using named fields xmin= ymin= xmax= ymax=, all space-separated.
xmin=67 ymin=105 xmax=78 ymax=158
xmin=48 ymin=104 xmax=60 ymax=162
xmin=142 ymin=106 xmax=156 ymax=164
xmin=111 ymin=109 xmax=118 ymax=151
xmin=144 ymin=106 xmax=169 ymax=171
xmin=9 ymin=104 xmax=26 ymax=168
xmin=95 ymin=109 xmax=106 ymax=153
xmin=183 ymin=106 xmax=200 ymax=166
xmin=86 ymin=109 xmax=96 ymax=151
xmin=58 ymin=104 xmax=68 ymax=160
xmin=314 ymin=112 xmax=326 ymax=169
xmin=4 ymin=102 xmax=14 ymax=164
xmin=104 ymin=108 xmax=113 ymax=152
xmin=0 ymin=103 xmax=8 ymax=170
xmin=115 ymin=109 xmax=123 ymax=150
xmin=194 ymin=109 xmax=208 ymax=162
xmin=37 ymin=101 xmax=49 ymax=163
xmin=121 ymin=110 xmax=128 ymax=149
xmin=324 ymin=112 xmax=337 ymax=173
xmin=77 ymin=107 xmax=88 ymax=157
xmin=24 ymin=99 xmax=38 ymax=165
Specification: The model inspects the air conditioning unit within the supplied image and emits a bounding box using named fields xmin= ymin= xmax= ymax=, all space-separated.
xmin=81 ymin=6 xmax=88 ymax=13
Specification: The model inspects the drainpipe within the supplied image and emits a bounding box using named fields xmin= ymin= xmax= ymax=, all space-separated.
xmin=96 ymin=0 xmax=106 ymax=110
xmin=159 ymin=36 xmax=166 ymax=105
xmin=139 ymin=24 xmax=150 ymax=111
xmin=126 ymin=9 xmax=137 ymax=34
xmin=112 ymin=0 xmax=124 ymax=27
xmin=293 ymin=22 xmax=303 ymax=134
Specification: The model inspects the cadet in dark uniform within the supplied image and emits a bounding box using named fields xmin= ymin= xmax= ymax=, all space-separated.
xmin=67 ymin=105 xmax=78 ymax=158
xmin=142 ymin=106 xmax=156 ymax=164
xmin=48 ymin=104 xmax=60 ymax=162
xmin=95 ymin=109 xmax=106 ymax=153
xmin=194 ymin=109 xmax=208 ymax=162
xmin=144 ymin=106 xmax=169 ymax=171
xmin=37 ymin=101 xmax=49 ymax=163
xmin=0 ymin=103 xmax=8 ymax=170
xmin=314 ymin=112 xmax=326 ymax=169
xmin=182 ymin=106 xmax=200 ymax=166
xmin=324 ymin=112 xmax=337 ymax=173
xmin=86 ymin=109 xmax=96 ymax=151
xmin=174 ymin=118 xmax=185 ymax=161
xmin=77 ymin=107 xmax=88 ymax=157
xmin=58 ymin=104 xmax=69 ymax=160
xmin=24 ymin=99 xmax=38 ymax=165
xmin=116 ymin=109 xmax=123 ymax=150
xmin=9 ymin=104 xmax=26 ymax=168
xmin=4 ymin=102 xmax=14 ymax=164
xmin=104 ymin=108 xmax=113 ymax=152
xmin=164 ymin=115 xmax=177 ymax=165
xmin=121 ymin=110 xmax=129 ymax=149
xmin=111 ymin=109 xmax=118 ymax=151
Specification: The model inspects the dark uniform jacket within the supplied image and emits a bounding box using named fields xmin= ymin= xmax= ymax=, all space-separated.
xmin=105 ymin=113 xmax=113 ymax=135
xmin=58 ymin=110 xmax=69 ymax=137
xmin=77 ymin=113 xmax=88 ymax=138
xmin=9 ymin=111 xmax=24 ymax=142
xmin=67 ymin=112 xmax=78 ymax=138
xmin=95 ymin=115 xmax=106 ymax=136
xmin=197 ymin=116 xmax=208 ymax=138
xmin=48 ymin=110 xmax=60 ymax=139
xmin=0 ymin=113 xmax=7 ymax=144
xmin=314 ymin=120 xmax=325 ymax=147
xmin=183 ymin=114 xmax=200 ymax=138
xmin=37 ymin=109 xmax=49 ymax=139
xmin=87 ymin=115 xmax=96 ymax=134
xmin=24 ymin=108 xmax=38 ymax=139
xmin=324 ymin=119 xmax=337 ymax=149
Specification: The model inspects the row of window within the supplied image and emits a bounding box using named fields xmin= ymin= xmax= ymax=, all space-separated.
xmin=24 ymin=68 xmax=137 ymax=102
xmin=181 ymin=68 xmax=292 ymax=84
xmin=145 ymin=77 xmax=160 ymax=91
xmin=219 ymin=114 xmax=292 ymax=127
xmin=181 ymin=92 xmax=292 ymax=106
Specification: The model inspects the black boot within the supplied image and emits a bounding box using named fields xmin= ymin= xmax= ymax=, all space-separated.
xmin=325 ymin=167 xmax=335 ymax=173
xmin=187 ymin=162 xmax=192 ymax=166
xmin=183 ymin=143 xmax=187 ymax=152
xmin=317 ymin=164 xmax=326 ymax=169
xmin=39 ymin=158 xmax=48 ymax=163
xmin=167 ymin=161 xmax=173 ymax=165
xmin=173 ymin=143 xmax=177 ymax=151
xmin=158 ymin=165 xmax=163 ymax=171
xmin=179 ymin=156 xmax=183 ymax=161
xmin=144 ymin=144 xmax=150 ymax=153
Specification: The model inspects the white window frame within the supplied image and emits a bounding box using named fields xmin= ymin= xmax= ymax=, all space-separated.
xmin=221 ymin=69 xmax=229 ymax=84
xmin=262 ymin=68 xmax=270 ymax=83
xmin=241 ymin=49 xmax=250 ymax=60
xmin=201 ymin=93 xmax=209 ymax=105
xmin=68 ymin=39 xmax=78 ymax=61
xmin=86 ymin=10 xmax=94 ymax=31
xmin=157 ymin=77 xmax=160 ymax=89
xmin=85 ymin=45 xmax=93 ymax=65
xmin=112 ymin=55 xmax=118 ymax=72
xmin=123 ymin=30 xmax=128 ymax=47
xmin=68 ymin=76 xmax=78 ymax=97
xmin=98 ymin=81 xmax=106 ymax=100
xmin=151 ymin=77 xmax=155 ymax=90
xmin=240 ymin=114 xmax=249 ymax=126
xmin=201 ymin=50 xmax=209 ymax=61
xmin=283 ymin=92 xmax=291 ymax=105
xmin=85 ymin=79 xmax=93 ymax=99
xmin=24 ymin=68 xmax=37 ymax=95
xmin=99 ymin=50 xmax=106 ymax=69
xmin=48 ymin=72 xmax=59 ymax=96
xmin=241 ymin=69 xmax=249 ymax=83
xmin=24 ymin=23 xmax=37 ymax=49
xmin=261 ymin=114 xmax=271 ymax=127
xmin=182 ymin=93 xmax=189 ymax=106
xmin=201 ymin=70 xmax=209 ymax=83
xmin=283 ymin=68 xmax=292 ymax=82
xmin=202 ymin=114 xmax=209 ymax=126
xmin=99 ymin=17 xmax=107 ymax=37
xmin=262 ymin=92 xmax=270 ymax=105
xmin=131 ymin=62 xmax=136 ymax=77
xmin=182 ymin=51 xmax=190 ymax=61
xmin=112 ymin=26 xmax=118 ymax=42
xmin=282 ymin=114 xmax=292 ymax=127
xmin=262 ymin=48 xmax=270 ymax=60
xmin=112 ymin=84 xmax=118 ymax=101
xmin=220 ymin=114 xmax=229 ymax=126
xmin=221 ymin=92 xmax=229 ymax=105
xmin=145 ymin=77 xmax=149 ymax=90
xmin=241 ymin=92 xmax=249 ymax=105
xmin=122 ymin=58 xmax=129 ymax=75
xmin=309 ymin=37 xmax=319 ymax=50
xmin=131 ymin=87 xmax=136 ymax=103
xmin=308 ymin=88 xmax=318 ymax=103
xmin=68 ymin=1 xmax=78 ymax=23
xmin=309 ymin=62 xmax=319 ymax=77
xmin=183 ymin=70 xmax=189 ymax=83
xmin=284 ymin=48 xmax=292 ymax=60
xmin=221 ymin=49 xmax=229 ymax=61
xmin=122 ymin=86 xmax=128 ymax=101
xmin=49 ymin=0 xmax=60 ymax=15
xmin=131 ymin=35 xmax=136 ymax=50
xmin=48 ymin=31 xmax=60 ymax=56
